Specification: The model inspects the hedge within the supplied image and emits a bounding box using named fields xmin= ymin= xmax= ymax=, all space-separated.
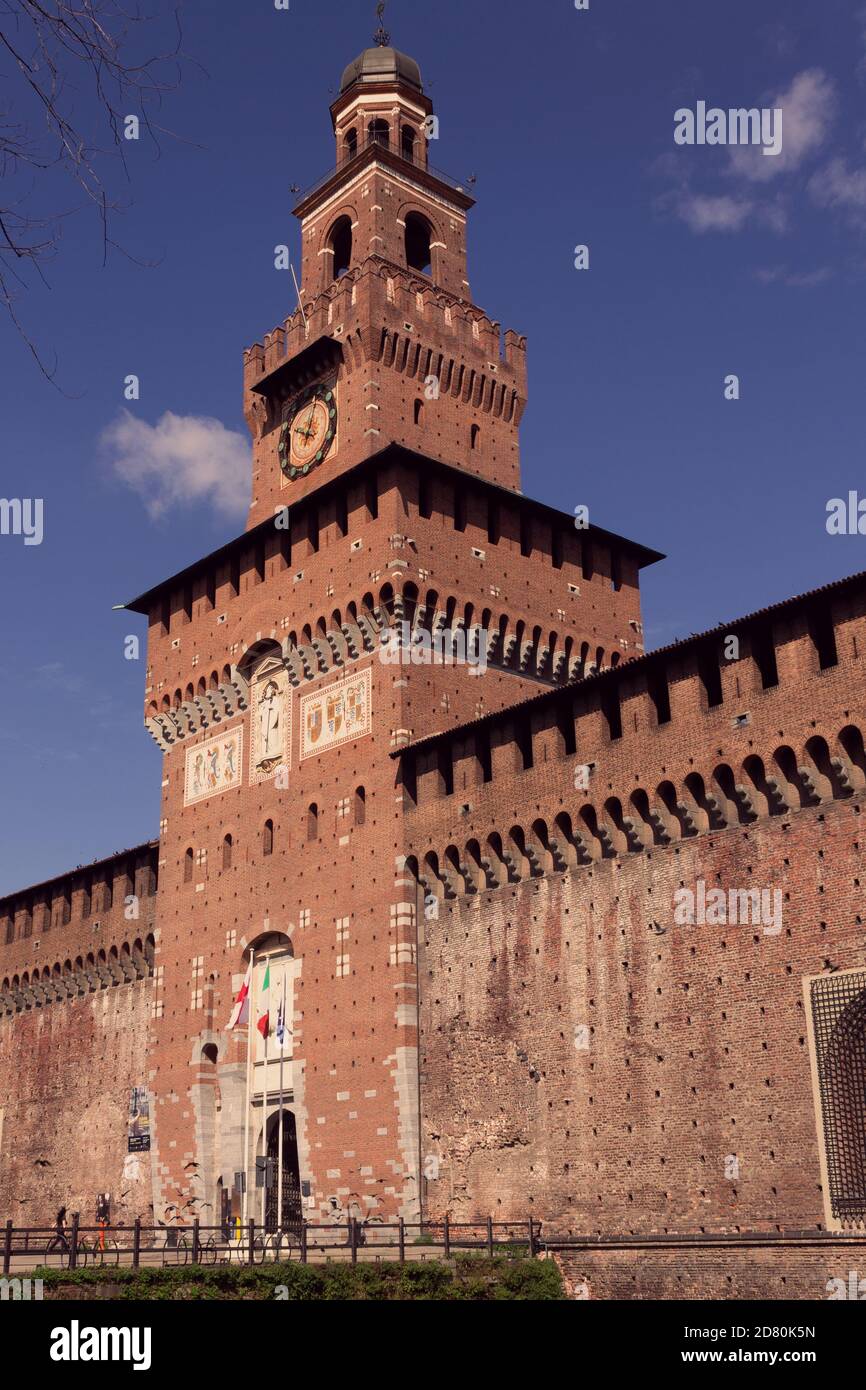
xmin=34 ymin=1256 xmax=564 ymax=1301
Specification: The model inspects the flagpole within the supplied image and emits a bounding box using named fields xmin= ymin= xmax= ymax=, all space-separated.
xmin=261 ymin=1018 xmax=268 ymax=1228
xmin=277 ymin=977 xmax=286 ymax=1233
xmin=241 ymin=947 xmax=255 ymax=1228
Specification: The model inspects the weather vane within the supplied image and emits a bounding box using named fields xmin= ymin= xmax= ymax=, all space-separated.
xmin=374 ymin=2 xmax=390 ymax=47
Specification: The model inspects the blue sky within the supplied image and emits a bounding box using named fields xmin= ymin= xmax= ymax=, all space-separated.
xmin=2 ymin=0 xmax=866 ymax=893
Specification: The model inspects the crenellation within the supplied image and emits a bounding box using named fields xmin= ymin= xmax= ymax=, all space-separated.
xmin=401 ymin=576 xmax=866 ymax=832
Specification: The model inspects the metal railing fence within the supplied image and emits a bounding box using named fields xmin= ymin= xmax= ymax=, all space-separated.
xmin=2 ymin=1213 xmax=541 ymax=1273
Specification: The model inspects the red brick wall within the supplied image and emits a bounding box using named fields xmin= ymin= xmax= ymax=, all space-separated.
xmin=552 ymin=1240 xmax=866 ymax=1300
xmin=417 ymin=798 xmax=864 ymax=1233
xmin=407 ymin=580 xmax=866 ymax=1235
xmin=0 ymin=847 xmax=158 ymax=1223
xmin=0 ymin=982 xmax=154 ymax=1226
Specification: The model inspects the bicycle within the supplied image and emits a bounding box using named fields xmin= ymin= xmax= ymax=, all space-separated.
xmin=87 ymin=1230 xmax=121 ymax=1268
xmin=159 ymin=1217 xmax=191 ymax=1266
xmin=253 ymin=1229 xmax=296 ymax=1264
xmin=198 ymin=1234 xmax=219 ymax=1265
xmin=43 ymin=1231 xmax=90 ymax=1269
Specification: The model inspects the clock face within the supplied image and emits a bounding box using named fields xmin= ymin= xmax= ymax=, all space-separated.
xmin=278 ymin=385 xmax=337 ymax=480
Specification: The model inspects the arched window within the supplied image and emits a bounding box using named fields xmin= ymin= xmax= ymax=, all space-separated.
xmin=414 ymin=398 xmax=423 ymax=426
xmin=401 ymin=124 xmax=416 ymax=162
xmin=405 ymin=212 xmax=432 ymax=274
xmin=329 ymin=215 xmax=353 ymax=280
xmin=470 ymin=423 xmax=480 ymax=451
xmin=263 ymin=820 xmax=274 ymax=857
xmin=354 ymin=787 xmax=366 ymax=827
xmin=344 ymin=127 xmax=358 ymax=161
xmin=307 ymin=804 xmax=319 ymax=842
xmin=223 ymin=835 xmax=233 ymax=871
xmin=184 ymin=848 xmax=193 ymax=884
xmin=368 ymin=118 xmax=390 ymax=149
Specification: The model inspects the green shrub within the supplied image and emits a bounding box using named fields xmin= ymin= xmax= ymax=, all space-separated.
xmin=32 ymin=1256 xmax=564 ymax=1301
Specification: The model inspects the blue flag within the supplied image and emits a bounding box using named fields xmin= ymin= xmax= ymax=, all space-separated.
xmin=276 ymin=980 xmax=288 ymax=1046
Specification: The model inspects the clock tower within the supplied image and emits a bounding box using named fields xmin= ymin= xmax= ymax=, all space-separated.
xmin=243 ymin=33 xmax=528 ymax=529
xmin=129 ymin=28 xmax=658 ymax=1234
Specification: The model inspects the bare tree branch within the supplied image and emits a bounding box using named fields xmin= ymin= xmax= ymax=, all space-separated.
xmin=0 ymin=0 xmax=192 ymax=383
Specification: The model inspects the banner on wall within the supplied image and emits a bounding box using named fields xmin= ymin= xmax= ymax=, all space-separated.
xmin=184 ymin=727 xmax=243 ymax=806
xmin=127 ymin=1086 xmax=151 ymax=1153
xmin=300 ymin=667 xmax=372 ymax=761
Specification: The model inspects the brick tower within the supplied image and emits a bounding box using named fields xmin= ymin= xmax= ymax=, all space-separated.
xmin=127 ymin=32 xmax=660 ymax=1231
xmin=5 ymin=28 xmax=866 ymax=1298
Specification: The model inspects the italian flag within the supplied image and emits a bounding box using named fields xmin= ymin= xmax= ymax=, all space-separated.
xmin=257 ymin=962 xmax=271 ymax=1039
xmin=227 ymin=961 xmax=252 ymax=1031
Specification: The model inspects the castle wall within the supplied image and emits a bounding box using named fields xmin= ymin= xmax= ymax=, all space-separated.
xmin=0 ymin=845 xmax=158 ymax=1224
xmin=551 ymin=1240 xmax=866 ymax=1301
xmin=417 ymin=799 xmax=864 ymax=1234
xmin=0 ymin=980 xmax=154 ymax=1227
xmin=407 ymin=577 xmax=866 ymax=1235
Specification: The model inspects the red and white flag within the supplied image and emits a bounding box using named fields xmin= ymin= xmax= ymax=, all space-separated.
xmin=226 ymin=961 xmax=252 ymax=1031
xmin=257 ymin=962 xmax=271 ymax=1040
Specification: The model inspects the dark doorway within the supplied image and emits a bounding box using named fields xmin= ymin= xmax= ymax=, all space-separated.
xmin=265 ymin=1111 xmax=302 ymax=1235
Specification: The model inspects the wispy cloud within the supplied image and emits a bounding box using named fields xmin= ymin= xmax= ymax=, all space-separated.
xmin=676 ymin=193 xmax=753 ymax=234
xmin=30 ymin=662 xmax=129 ymax=732
xmin=102 ymin=410 xmax=250 ymax=521
xmin=758 ymin=22 xmax=797 ymax=60
xmin=665 ymin=69 xmax=836 ymax=240
xmin=753 ymin=264 xmax=834 ymax=288
xmin=34 ymin=662 xmax=86 ymax=695
xmin=727 ymin=69 xmax=836 ymax=183
xmin=809 ymin=157 xmax=866 ymax=224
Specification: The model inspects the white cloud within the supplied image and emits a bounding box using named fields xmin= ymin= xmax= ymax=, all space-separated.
xmin=676 ymin=193 xmax=752 ymax=234
xmin=102 ymin=410 xmax=250 ymax=520
xmin=667 ymin=69 xmax=837 ymax=238
xmin=809 ymin=156 xmax=866 ymax=221
xmin=727 ymin=69 xmax=836 ymax=183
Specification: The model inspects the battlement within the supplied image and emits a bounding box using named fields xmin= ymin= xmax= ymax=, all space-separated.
xmin=126 ymin=446 xmax=658 ymax=730
xmin=399 ymin=570 xmax=866 ymax=872
xmin=244 ymin=256 xmax=526 ymax=396
xmin=0 ymin=841 xmax=160 ymax=960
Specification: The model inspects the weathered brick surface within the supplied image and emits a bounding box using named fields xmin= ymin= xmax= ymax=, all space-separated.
xmin=0 ymin=983 xmax=154 ymax=1226
xmin=553 ymin=1242 xmax=866 ymax=1300
xmin=408 ymin=577 xmax=866 ymax=1235
xmin=0 ymin=845 xmax=158 ymax=1222
xmin=417 ymin=798 xmax=864 ymax=1233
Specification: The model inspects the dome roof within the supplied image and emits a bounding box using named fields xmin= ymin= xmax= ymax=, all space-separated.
xmin=340 ymin=46 xmax=423 ymax=95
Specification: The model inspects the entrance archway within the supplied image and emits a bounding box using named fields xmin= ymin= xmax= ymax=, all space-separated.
xmin=265 ymin=1110 xmax=302 ymax=1234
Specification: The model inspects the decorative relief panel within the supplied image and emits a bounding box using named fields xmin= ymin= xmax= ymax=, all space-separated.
xmin=300 ymin=667 xmax=372 ymax=762
xmin=249 ymin=657 xmax=291 ymax=786
xmin=184 ymin=727 xmax=243 ymax=806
